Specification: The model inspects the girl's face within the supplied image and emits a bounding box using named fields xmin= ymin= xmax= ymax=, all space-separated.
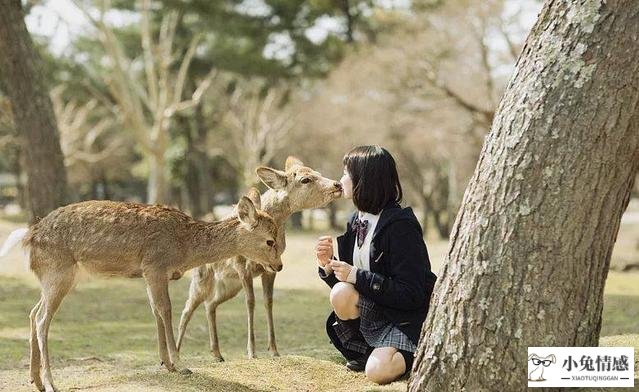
xmin=340 ymin=166 xmax=353 ymax=199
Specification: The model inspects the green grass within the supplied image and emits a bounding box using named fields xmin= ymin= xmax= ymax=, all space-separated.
xmin=0 ymin=218 xmax=638 ymax=391
xmin=0 ymin=275 xmax=406 ymax=391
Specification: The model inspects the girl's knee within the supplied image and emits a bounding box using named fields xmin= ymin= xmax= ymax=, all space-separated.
xmin=329 ymin=282 xmax=358 ymax=312
xmin=365 ymin=349 xmax=406 ymax=384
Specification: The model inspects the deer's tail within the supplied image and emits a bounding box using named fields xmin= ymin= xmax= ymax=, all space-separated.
xmin=0 ymin=228 xmax=29 ymax=258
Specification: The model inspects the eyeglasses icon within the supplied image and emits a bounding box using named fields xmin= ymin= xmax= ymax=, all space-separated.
xmin=531 ymin=358 xmax=553 ymax=367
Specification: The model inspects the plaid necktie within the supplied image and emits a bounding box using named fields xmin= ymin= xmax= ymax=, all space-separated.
xmin=352 ymin=217 xmax=369 ymax=248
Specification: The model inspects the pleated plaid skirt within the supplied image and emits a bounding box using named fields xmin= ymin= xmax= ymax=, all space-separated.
xmin=333 ymin=294 xmax=417 ymax=355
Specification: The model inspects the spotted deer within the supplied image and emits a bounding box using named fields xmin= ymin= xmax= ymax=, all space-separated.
xmin=176 ymin=156 xmax=342 ymax=360
xmin=0 ymin=192 xmax=280 ymax=392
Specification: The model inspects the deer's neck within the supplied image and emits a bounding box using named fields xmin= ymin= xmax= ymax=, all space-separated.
xmin=184 ymin=218 xmax=241 ymax=269
xmin=261 ymin=189 xmax=293 ymax=225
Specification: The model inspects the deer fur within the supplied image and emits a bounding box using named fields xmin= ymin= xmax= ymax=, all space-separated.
xmin=0 ymin=192 xmax=280 ymax=392
xmin=176 ymin=156 xmax=342 ymax=360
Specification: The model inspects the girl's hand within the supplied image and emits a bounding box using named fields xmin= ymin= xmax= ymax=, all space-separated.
xmin=329 ymin=260 xmax=353 ymax=282
xmin=315 ymin=236 xmax=334 ymax=267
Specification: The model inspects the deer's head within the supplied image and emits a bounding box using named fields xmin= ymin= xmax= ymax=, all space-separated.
xmin=255 ymin=156 xmax=343 ymax=211
xmin=236 ymin=189 xmax=283 ymax=272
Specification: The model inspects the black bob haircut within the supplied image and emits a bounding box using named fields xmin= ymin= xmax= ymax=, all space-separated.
xmin=342 ymin=145 xmax=403 ymax=215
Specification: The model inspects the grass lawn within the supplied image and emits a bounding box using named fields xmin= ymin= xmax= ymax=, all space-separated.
xmin=0 ymin=217 xmax=637 ymax=391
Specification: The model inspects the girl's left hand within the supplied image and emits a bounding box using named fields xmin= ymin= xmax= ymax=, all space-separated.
xmin=329 ymin=260 xmax=352 ymax=282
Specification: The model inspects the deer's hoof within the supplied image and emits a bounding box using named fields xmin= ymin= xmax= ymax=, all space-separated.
xmin=30 ymin=378 xmax=45 ymax=392
xmin=44 ymin=384 xmax=58 ymax=392
xmin=178 ymin=368 xmax=193 ymax=376
xmin=270 ymin=351 xmax=280 ymax=358
xmin=212 ymin=355 xmax=225 ymax=362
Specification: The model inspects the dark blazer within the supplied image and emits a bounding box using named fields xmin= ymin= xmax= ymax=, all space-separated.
xmin=318 ymin=200 xmax=437 ymax=345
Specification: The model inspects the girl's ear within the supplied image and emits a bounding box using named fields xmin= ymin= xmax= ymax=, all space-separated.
xmin=256 ymin=167 xmax=287 ymax=189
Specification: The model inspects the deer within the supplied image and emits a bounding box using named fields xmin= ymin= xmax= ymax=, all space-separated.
xmin=0 ymin=191 xmax=280 ymax=392
xmin=175 ymin=156 xmax=343 ymax=361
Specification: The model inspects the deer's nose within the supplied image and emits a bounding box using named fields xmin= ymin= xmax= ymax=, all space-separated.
xmin=334 ymin=182 xmax=342 ymax=190
xmin=275 ymin=264 xmax=283 ymax=272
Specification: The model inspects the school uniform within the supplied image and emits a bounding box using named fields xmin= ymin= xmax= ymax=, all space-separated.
xmin=318 ymin=199 xmax=437 ymax=374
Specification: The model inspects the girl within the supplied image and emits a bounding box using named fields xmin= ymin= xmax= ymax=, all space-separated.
xmin=315 ymin=145 xmax=437 ymax=384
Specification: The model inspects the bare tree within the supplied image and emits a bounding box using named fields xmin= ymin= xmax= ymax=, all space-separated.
xmin=0 ymin=0 xmax=69 ymax=222
xmin=295 ymin=1 xmax=533 ymax=234
xmin=409 ymin=1 xmax=639 ymax=390
xmin=51 ymin=86 xmax=131 ymax=198
xmin=214 ymin=83 xmax=295 ymax=190
xmin=73 ymin=0 xmax=215 ymax=204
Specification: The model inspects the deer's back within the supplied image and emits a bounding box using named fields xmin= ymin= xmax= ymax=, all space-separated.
xmin=27 ymin=200 xmax=193 ymax=276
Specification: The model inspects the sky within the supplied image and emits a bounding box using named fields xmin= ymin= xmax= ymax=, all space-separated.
xmin=25 ymin=0 xmax=412 ymax=58
xmin=24 ymin=0 xmax=540 ymax=76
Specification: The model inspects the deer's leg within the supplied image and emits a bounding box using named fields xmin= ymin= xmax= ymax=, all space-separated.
xmin=204 ymin=300 xmax=224 ymax=362
xmin=176 ymin=278 xmax=207 ymax=352
xmin=238 ymin=267 xmax=257 ymax=359
xmin=145 ymin=273 xmax=191 ymax=375
xmin=146 ymin=287 xmax=171 ymax=369
xmin=29 ymin=297 xmax=44 ymax=391
xmin=261 ymin=271 xmax=279 ymax=357
xmin=37 ymin=266 xmax=75 ymax=392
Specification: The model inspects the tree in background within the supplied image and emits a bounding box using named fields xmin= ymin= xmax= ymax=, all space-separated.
xmin=51 ymin=86 xmax=136 ymax=200
xmin=0 ymin=95 xmax=25 ymax=208
xmin=73 ymin=0 xmax=216 ymax=204
xmin=54 ymin=0 xmax=379 ymax=213
xmin=295 ymin=0 xmax=533 ymax=237
xmin=0 ymin=0 xmax=69 ymax=223
xmin=209 ymin=82 xmax=293 ymax=191
xmin=409 ymin=0 xmax=639 ymax=389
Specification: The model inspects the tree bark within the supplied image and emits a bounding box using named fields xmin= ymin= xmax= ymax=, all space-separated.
xmin=12 ymin=145 xmax=26 ymax=208
xmin=409 ymin=1 xmax=639 ymax=391
xmin=147 ymin=152 xmax=167 ymax=205
xmin=328 ymin=203 xmax=339 ymax=230
xmin=0 ymin=0 xmax=69 ymax=222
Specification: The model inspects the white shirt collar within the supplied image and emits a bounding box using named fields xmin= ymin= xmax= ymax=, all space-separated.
xmin=357 ymin=210 xmax=381 ymax=221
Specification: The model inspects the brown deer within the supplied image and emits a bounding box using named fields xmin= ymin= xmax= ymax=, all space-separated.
xmin=176 ymin=156 xmax=342 ymax=360
xmin=0 ymin=192 xmax=280 ymax=392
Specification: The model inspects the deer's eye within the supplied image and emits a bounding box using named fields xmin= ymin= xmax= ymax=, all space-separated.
xmin=266 ymin=240 xmax=275 ymax=247
xmin=300 ymin=177 xmax=312 ymax=184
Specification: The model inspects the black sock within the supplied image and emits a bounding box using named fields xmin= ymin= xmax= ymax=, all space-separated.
xmin=337 ymin=316 xmax=361 ymax=331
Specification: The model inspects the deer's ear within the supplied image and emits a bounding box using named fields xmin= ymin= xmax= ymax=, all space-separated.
xmin=237 ymin=196 xmax=258 ymax=228
xmin=246 ymin=187 xmax=261 ymax=210
xmin=256 ymin=167 xmax=287 ymax=189
xmin=285 ymin=156 xmax=304 ymax=171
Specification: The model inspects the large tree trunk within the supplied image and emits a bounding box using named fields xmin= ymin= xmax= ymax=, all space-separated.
xmin=194 ymin=104 xmax=213 ymax=216
xmin=409 ymin=1 xmax=639 ymax=391
xmin=147 ymin=152 xmax=168 ymax=205
xmin=0 ymin=0 xmax=68 ymax=222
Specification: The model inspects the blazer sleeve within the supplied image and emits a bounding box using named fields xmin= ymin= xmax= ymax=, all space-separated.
xmin=354 ymin=221 xmax=430 ymax=310
xmin=318 ymin=211 xmax=357 ymax=288
xmin=318 ymin=255 xmax=339 ymax=288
